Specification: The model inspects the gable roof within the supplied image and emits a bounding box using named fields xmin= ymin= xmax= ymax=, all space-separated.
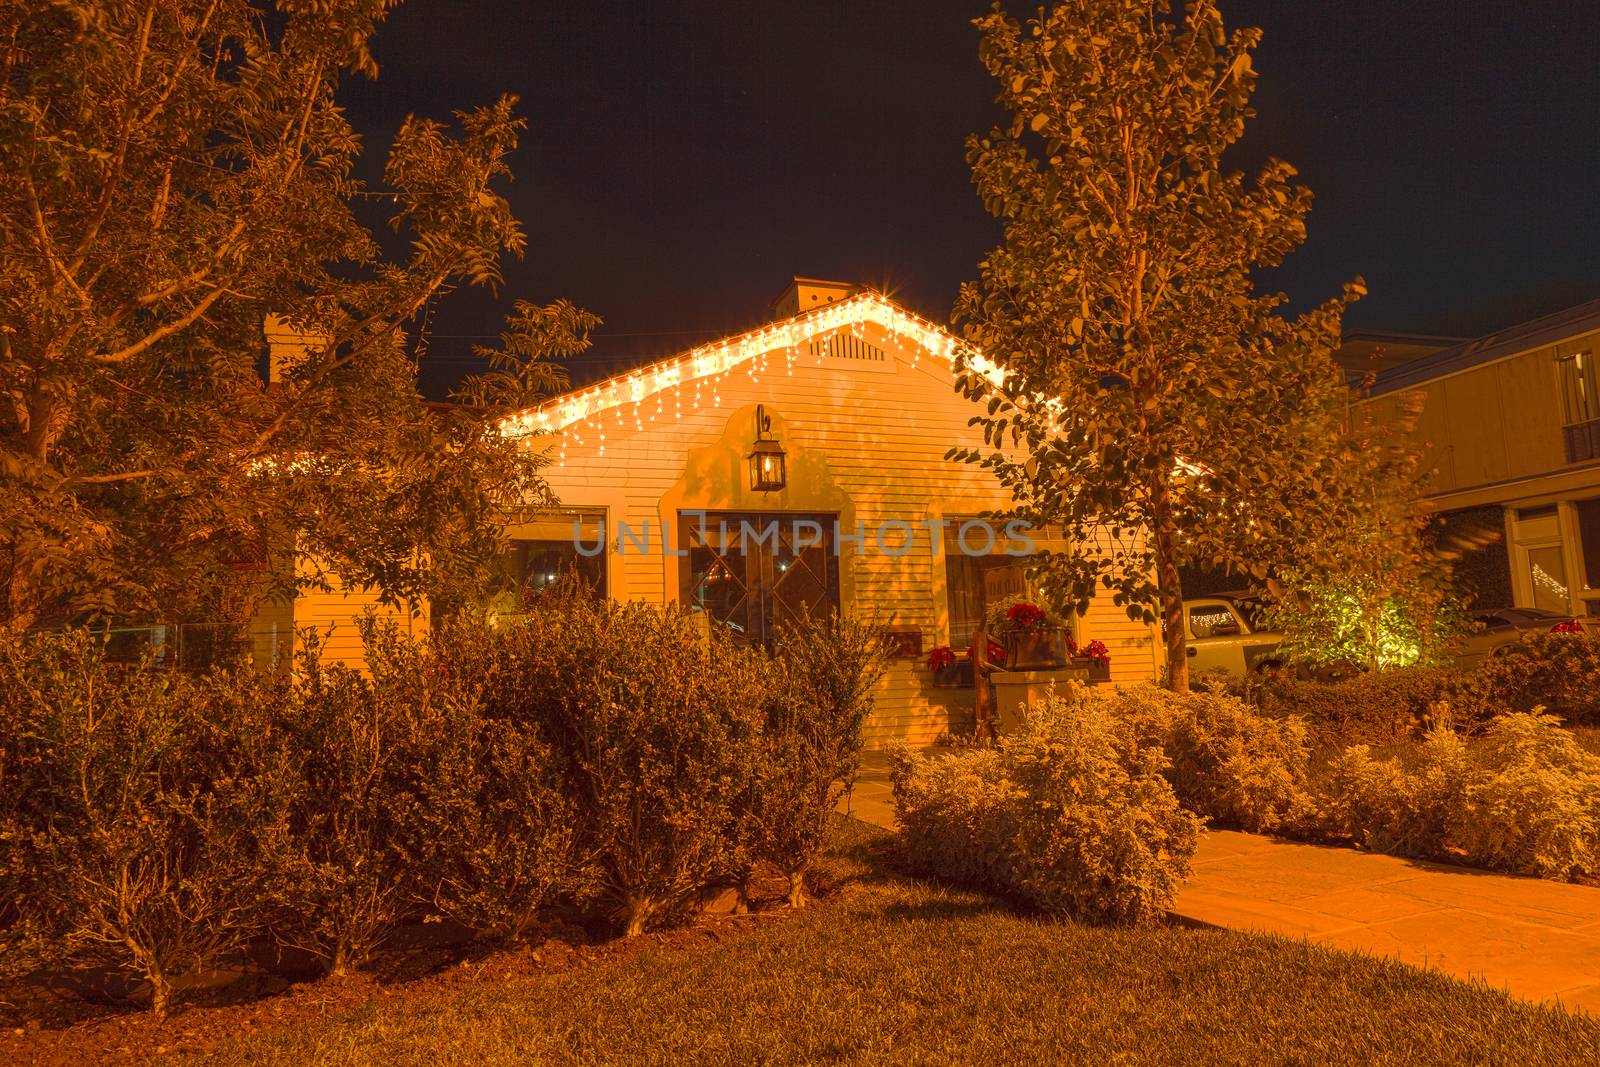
xmin=500 ymin=289 xmax=980 ymax=437
xmin=1369 ymin=297 xmax=1600 ymax=396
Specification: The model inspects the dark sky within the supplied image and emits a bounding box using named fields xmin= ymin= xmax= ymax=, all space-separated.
xmin=338 ymin=1 xmax=1600 ymax=397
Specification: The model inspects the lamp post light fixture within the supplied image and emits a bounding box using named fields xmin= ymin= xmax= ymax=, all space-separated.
xmin=748 ymin=404 xmax=787 ymax=492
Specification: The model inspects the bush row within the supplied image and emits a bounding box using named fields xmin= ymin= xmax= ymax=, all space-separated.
xmin=1322 ymin=714 xmax=1600 ymax=880
xmin=0 ymin=591 xmax=885 ymax=1015
xmin=1251 ymin=632 xmax=1600 ymax=746
xmin=891 ymin=683 xmax=1600 ymax=924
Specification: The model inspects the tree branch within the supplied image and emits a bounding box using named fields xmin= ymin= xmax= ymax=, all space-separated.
xmin=94 ymin=284 xmax=228 ymax=364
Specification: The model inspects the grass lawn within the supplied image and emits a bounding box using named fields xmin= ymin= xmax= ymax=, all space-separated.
xmin=181 ymin=819 xmax=1600 ymax=1066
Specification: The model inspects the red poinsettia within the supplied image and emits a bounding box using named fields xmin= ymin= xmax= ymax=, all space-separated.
xmin=1083 ymin=639 xmax=1110 ymax=664
xmin=927 ymin=645 xmax=957 ymax=671
xmin=1005 ymin=602 xmax=1047 ymax=630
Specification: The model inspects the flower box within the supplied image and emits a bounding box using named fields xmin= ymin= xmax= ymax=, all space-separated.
xmin=1072 ymin=655 xmax=1112 ymax=683
xmin=931 ymin=660 xmax=975 ymax=689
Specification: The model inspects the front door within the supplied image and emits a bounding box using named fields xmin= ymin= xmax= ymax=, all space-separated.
xmin=679 ymin=512 xmax=841 ymax=644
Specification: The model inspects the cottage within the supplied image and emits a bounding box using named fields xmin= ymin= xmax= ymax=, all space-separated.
xmin=279 ymin=279 xmax=1163 ymax=746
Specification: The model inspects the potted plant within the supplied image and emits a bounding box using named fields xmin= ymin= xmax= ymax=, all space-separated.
xmin=989 ymin=597 xmax=1073 ymax=671
xmin=1074 ymin=639 xmax=1112 ymax=683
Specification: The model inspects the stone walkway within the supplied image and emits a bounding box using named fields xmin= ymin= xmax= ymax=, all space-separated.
xmin=841 ymin=750 xmax=1600 ymax=1015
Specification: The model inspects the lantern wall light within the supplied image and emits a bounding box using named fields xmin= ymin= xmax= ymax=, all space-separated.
xmin=748 ymin=404 xmax=787 ymax=492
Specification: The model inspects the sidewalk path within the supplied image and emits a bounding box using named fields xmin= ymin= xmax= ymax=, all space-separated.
xmin=841 ymin=750 xmax=1600 ymax=1014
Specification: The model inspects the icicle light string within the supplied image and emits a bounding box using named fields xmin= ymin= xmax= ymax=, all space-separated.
xmin=505 ymin=294 xmax=985 ymax=460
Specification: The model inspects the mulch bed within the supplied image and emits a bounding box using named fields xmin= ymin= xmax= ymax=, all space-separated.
xmin=0 ymin=865 xmax=806 ymax=1065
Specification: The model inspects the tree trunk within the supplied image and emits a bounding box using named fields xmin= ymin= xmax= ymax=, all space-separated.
xmin=148 ymin=967 xmax=172 ymax=1019
xmin=786 ymin=867 xmax=808 ymax=909
xmin=622 ymin=896 xmax=653 ymax=937
xmin=1149 ymin=469 xmax=1189 ymax=693
xmin=328 ymin=939 xmax=351 ymax=977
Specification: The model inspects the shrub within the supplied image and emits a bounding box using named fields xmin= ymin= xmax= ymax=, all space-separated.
xmin=1316 ymin=713 xmax=1600 ymax=880
xmin=1447 ymin=632 xmax=1600 ymax=728
xmin=889 ymin=745 xmax=1015 ymax=891
xmin=0 ymin=632 xmax=287 ymax=1016
xmin=1084 ymin=684 xmax=1316 ymax=834
xmin=1255 ymin=667 xmax=1455 ymax=747
xmin=890 ymin=696 xmax=1201 ymax=925
xmin=749 ymin=615 xmax=886 ymax=907
xmin=1317 ymin=729 xmax=1469 ymax=859
xmin=267 ymin=626 xmax=435 ymax=976
xmin=375 ymin=617 xmax=591 ymax=941
xmin=499 ymin=589 xmax=769 ymax=935
xmin=1452 ymin=713 xmax=1600 ymax=879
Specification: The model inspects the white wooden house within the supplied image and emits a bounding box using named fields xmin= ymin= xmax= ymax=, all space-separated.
xmin=282 ymin=279 xmax=1162 ymax=746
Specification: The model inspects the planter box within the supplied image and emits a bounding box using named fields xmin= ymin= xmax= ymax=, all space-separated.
xmin=931 ymin=660 xmax=975 ymax=689
xmin=1072 ymin=656 xmax=1112 ymax=683
xmin=1003 ymin=627 xmax=1072 ymax=671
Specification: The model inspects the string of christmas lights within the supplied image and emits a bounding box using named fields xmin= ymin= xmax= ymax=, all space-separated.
xmin=498 ymin=293 xmax=998 ymax=445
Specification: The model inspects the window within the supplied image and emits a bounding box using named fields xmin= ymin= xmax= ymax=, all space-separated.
xmin=507 ymin=538 xmax=606 ymax=598
xmin=945 ymin=551 xmax=1030 ymax=652
xmin=1188 ymin=604 xmax=1241 ymax=639
xmin=486 ymin=511 xmax=608 ymax=617
xmin=1526 ymin=544 xmax=1570 ymax=614
xmin=1577 ymin=497 xmax=1600 ymax=592
xmin=679 ymin=512 xmax=839 ymax=644
xmin=1558 ymin=350 xmax=1600 ymax=463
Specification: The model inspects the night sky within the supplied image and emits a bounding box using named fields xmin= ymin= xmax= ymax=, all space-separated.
xmin=337 ymin=1 xmax=1600 ymax=397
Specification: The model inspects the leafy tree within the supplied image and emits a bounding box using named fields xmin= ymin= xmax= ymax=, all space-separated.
xmin=0 ymin=0 xmax=587 ymax=634
xmin=951 ymin=0 xmax=1366 ymax=691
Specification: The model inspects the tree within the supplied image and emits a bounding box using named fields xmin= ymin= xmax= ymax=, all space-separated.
xmin=950 ymin=0 xmax=1364 ymax=691
xmin=0 ymin=0 xmax=585 ymax=633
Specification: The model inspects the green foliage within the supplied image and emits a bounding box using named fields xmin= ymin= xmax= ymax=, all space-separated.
xmin=950 ymin=0 xmax=1364 ymax=691
xmin=0 ymin=0 xmax=586 ymax=632
xmin=0 ymin=631 xmax=288 ymax=1016
xmin=1102 ymin=684 xmax=1317 ymax=834
xmin=1318 ymin=715 xmax=1600 ymax=880
xmin=1255 ymin=667 xmax=1457 ymax=748
xmin=1446 ymin=632 xmax=1600 ymax=728
xmin=1 ymin=599 xmax=884 ymax=1011
xmin=750 ymin=615 xmax=888 ymax=906
xmin=1266 ymin=576 xmax=1443 ymax=671
xmin=891 ymin=695 xmax=1201 ymax=925
xmin=1262 ymin=400 xmax=1471 ymax=674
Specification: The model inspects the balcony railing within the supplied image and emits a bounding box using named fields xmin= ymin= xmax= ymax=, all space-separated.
xmin=1564 ymin=419 xmax=1600 ymax=464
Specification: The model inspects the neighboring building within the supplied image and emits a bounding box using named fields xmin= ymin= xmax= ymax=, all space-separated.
xmin=277 ymin=279 xmax=1164 ymax=746
xmin=1362 ymin=298 xmax=1600 ymax=618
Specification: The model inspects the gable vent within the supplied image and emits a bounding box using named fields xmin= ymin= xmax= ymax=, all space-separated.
xmin=810 ymin=333 xmax=885 ymax=364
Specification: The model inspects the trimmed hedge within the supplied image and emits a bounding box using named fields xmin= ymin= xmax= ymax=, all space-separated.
xmin=1254 ymin=667 xmax=1455 ymax=748
xmin=1445 ymin=632 xmax=1600 ymax=729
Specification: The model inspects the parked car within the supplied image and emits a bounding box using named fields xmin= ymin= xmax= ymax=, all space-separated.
xmin=1182 ymin=593 xmax=1286 ymax=678
xmin=1456 ymin=607 xmax=1600 ymax=670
